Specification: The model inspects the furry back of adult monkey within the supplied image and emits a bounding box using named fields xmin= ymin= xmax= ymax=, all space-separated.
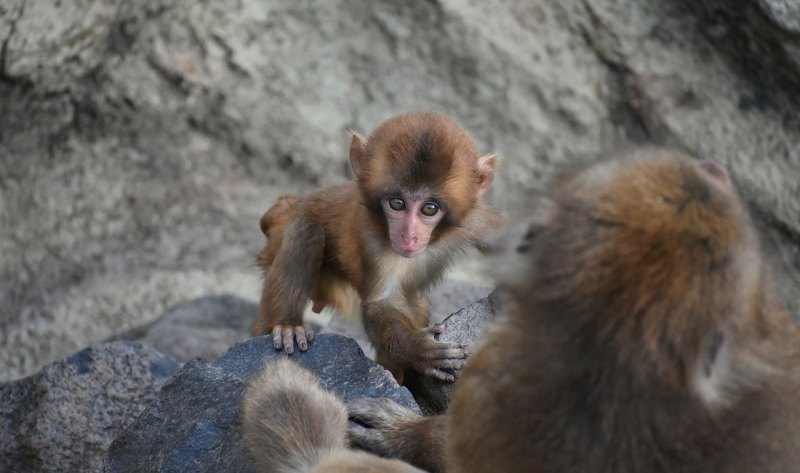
xmin=349 ymin=149 xmax=800 ymax=473
xmin=240 ymin=358 xmax=424 ymax=473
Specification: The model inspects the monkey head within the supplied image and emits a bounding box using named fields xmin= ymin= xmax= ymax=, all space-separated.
xmin=349 ymin=112 xmax=495 ymax=258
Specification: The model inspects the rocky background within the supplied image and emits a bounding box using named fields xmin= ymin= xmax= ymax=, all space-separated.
xmin=1 ymin=0 xmax=799 ymax=384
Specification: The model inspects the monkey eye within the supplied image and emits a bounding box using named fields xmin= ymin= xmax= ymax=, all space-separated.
xmin=388 ymin=197 xmax=406 ymax=211
xmin=420 ymin=202 xmax=440 ymax=217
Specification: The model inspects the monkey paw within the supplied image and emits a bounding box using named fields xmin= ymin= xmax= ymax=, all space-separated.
xmin=271 ymin=323 xmax=315 ymax=355
xmin=413 ymin=324 xmax=470 ymax=382
xmin=347 ymin=397 xmax=422 ymax=455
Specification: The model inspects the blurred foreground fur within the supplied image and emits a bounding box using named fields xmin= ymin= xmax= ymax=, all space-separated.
xmin=347 ymin=149 xmax=800 ymax=473
xmin=241 ymin=358 xmax=422 ymax=473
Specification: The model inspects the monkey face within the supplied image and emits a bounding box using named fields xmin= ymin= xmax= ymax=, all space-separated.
xmin=381 ymin=192 xmax=447 ymax=258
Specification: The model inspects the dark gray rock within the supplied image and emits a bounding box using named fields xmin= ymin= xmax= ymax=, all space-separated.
xmin=106 ymin=334 xmax=419 ymax=473
xmin=0 ymin=341 xmax=179 ymax=473
xmin=111 ymin=295 xmax=259 ymax=362
xmin=407 ymin=294 xmax=499 ymax=415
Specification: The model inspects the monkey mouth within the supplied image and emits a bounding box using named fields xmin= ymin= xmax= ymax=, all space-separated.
xmin=392 ymin=243 xmax=426 ymax=258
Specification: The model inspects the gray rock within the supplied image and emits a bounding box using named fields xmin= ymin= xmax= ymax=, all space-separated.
xmin=758 ymin=0 xmax=800 ymax=32
xmin=2 ymin=0 xmax=800 ymax=383
xmin=111 ymin=295 xmax=259 ymax=362
xmin=428 ymin=278 xmax=493 ymax=325
xmin=106 ymin=334 xmax=419 ymax=473
xmin=0 ymin=341 xmax=179 ymax=473
xmin=407 ymin=294 xmax=499 ymax=415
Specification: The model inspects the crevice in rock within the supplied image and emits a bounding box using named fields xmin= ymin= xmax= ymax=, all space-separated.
xmin=690 ymin=0 xmax=800 ymax=117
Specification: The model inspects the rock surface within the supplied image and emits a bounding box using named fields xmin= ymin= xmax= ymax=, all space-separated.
xmin=106 ymin=334 xmax=419 ymax=473
xmin=111 ymin=294 xmax=259 ymax=363
xmin=0 ymin=341 xmax=180 ymax=473
xmin=2 ymin=0 xmax=799 ymax=381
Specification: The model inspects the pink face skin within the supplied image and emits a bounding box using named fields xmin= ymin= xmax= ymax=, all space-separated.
xmin=382 ymin=194 xmax=446 ymax=258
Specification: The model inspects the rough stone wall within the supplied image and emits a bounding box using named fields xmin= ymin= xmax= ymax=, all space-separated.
xmin=1 ymin=0 xmax=798 ymax=381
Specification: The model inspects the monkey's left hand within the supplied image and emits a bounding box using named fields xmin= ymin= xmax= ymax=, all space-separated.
xmin=348 ymin=397 xmax=447 ymax=473
xmin=410 ymin=324 xmax=469 ymax=382
xmin=348 ymin=397 xmax=423 ymax=455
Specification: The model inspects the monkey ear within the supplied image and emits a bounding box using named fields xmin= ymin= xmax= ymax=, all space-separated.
xmin=349 ymin=132 xmax=369 ymax=178
xmin=476 ymin=154 xmax=498 ymax=196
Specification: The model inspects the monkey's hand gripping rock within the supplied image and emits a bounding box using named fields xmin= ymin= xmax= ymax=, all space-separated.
xmin=408 ymin=323 xmax=469 ymax=383
xmin=270 ymin=323 xmax=315 ymax=355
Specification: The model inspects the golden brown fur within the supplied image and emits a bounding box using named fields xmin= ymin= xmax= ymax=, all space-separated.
xmin=349 ymin=150 xmax=800 ymax=473
xmin=240 ymin=358 xmax=423 ymax=473
xmin=253 ymin=112 xmax=500 ymax=384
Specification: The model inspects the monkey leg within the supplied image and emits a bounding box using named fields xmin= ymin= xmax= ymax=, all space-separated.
xmin=363 ymin=301 xmax=469 ymax=383
xmin=348 ymin=398 xmax=447 ymax=473
xmin=253 ymin=214 xmax=325 ymax=354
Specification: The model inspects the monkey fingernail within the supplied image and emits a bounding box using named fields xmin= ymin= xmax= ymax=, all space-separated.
xmin=272 ymin=327 xmax=283 ymax=350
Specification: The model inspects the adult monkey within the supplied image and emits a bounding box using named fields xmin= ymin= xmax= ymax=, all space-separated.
xmin=253 ymin=112 xmax=500 ymax=383
xmin=348 ymin=150 xmax=800 ymax=473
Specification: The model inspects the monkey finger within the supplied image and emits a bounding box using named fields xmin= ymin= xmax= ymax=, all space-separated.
xmin=282 ymin=326 xmax=295 ymax=355
xmin=429 ymin=358 xmax=467 ymax=370
xmin=424 ymin=324 xmax=446 ymax=335
xmin=304 ymin=324 xmax=315 ymax=342
xmin=347 ymin=425 xmax=396 ymax=457
xmin=425 ymin=367 xmax=456 ymax=383
xmin=294 ymin=326 xmax=309 ymax=351
xmin=271 ymin=326 xmax=284 ymax=350
xmin=425 ymin=341 xmax=468 ymax=357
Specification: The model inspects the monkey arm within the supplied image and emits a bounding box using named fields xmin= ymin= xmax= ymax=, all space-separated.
xmin=348 ymin=397 xmax=447 ymax=473
xmin=362 ymin=300 xmax=468 ymax=383
xmin=253 ymin=214 xmax=325 ymax=354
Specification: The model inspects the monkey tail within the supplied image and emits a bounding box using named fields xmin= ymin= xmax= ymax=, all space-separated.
xmin=240 ymin=358 xmax=348 ymax=473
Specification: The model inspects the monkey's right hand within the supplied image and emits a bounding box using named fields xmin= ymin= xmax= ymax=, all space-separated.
xmin=410 ymin=324 xmax=469 ymax=382
xmin=271 ymin=323 xmax=315 ymax=355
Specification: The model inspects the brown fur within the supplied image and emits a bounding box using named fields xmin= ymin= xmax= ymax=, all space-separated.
xmin=240 ymin=358 xmax=423 ymax=473
xmin=253 ymin=112 xmax=500 ymax=383
xmin=349 ymin=150 xmax=800 ymax=473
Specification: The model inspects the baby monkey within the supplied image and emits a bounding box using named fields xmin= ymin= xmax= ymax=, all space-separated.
xmin=253 ymin=112 xmax=500 ymax=383
xmin=348 ymin=150 xmax=800 ymax=472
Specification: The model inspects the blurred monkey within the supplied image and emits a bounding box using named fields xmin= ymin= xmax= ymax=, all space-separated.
xmin=348 ymin=150 xmax=800 ymax=473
